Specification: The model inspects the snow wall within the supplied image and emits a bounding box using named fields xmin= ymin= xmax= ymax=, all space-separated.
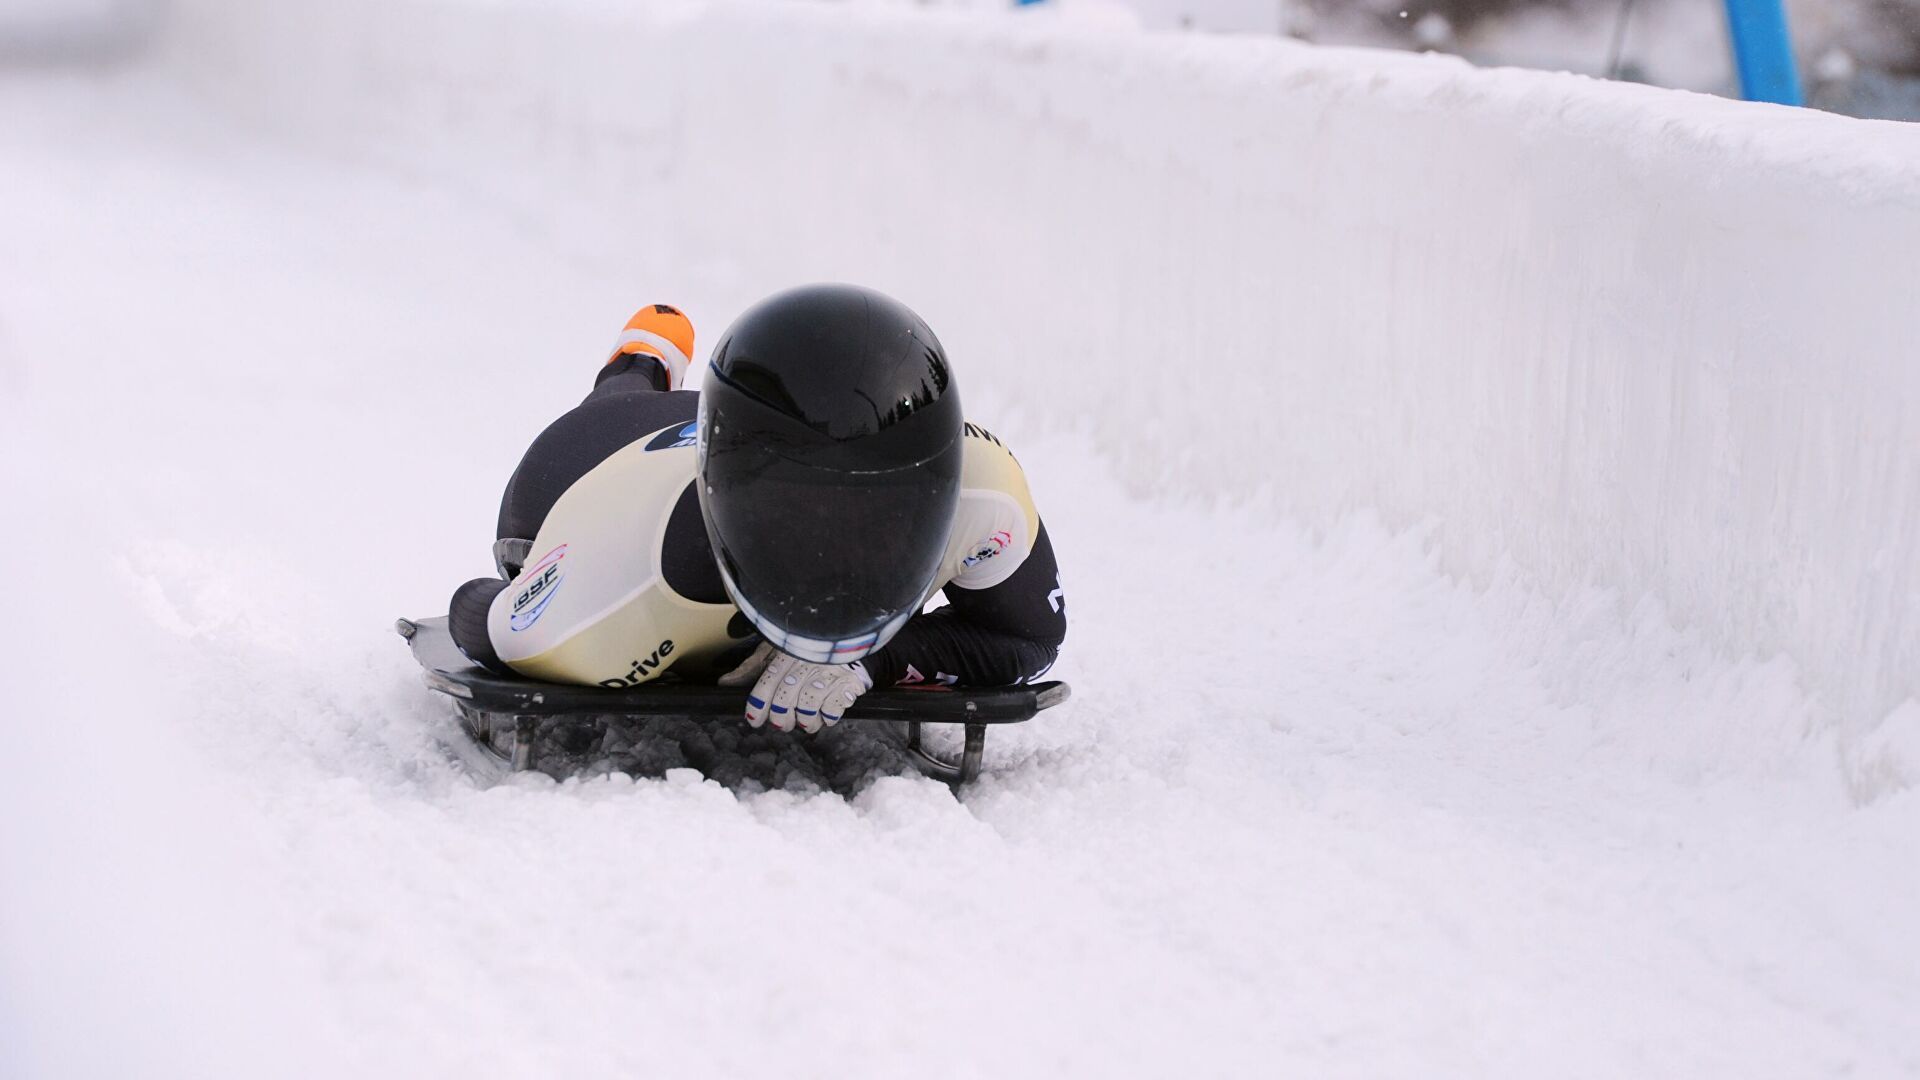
xmin=157 ymin=1 xmax=1920 ymax=775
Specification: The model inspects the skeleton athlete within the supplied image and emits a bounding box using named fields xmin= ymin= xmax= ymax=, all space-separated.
xmin=446 ymin=285 xmax=1066 ymax=731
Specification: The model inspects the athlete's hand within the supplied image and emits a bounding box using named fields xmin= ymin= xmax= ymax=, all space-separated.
xmin=744 ymin=652 xmax=873 ymax=733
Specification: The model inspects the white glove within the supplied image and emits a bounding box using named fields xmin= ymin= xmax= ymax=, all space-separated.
xmin=744 ymin=651 xmax=873 ymax=733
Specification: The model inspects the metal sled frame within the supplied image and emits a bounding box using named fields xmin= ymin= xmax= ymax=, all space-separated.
xmin=395 ymin=617 xmax=1069 ymax=785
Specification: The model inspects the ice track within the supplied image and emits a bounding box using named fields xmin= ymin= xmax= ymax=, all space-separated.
xmin=3 ymin=71 xmax=1918 ymax=1079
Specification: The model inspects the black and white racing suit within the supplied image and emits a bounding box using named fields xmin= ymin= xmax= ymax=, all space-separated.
xmin=448 ymin=358 xmax=1066 ymax=690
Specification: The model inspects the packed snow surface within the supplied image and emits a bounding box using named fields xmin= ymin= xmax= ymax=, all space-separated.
xmin=3 ymin=25 xmax=1919 ymax=1080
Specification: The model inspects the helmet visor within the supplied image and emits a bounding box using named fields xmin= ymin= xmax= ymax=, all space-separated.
xmin=698 ymin=393 xmax=961 ymax=664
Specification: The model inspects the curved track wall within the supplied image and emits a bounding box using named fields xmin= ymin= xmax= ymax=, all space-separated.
xmin=162 ymin=1 xmax=1920 ymax=762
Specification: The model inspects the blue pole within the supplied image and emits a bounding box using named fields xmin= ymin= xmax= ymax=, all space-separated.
xmin=1723 ymin=0 xmax=1803 ymax=105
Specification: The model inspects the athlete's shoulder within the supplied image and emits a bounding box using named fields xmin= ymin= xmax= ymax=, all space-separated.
xmin=959 ymin=419 xmax=1027 ymax=481
xmin=946 ymin=419 xmax=1041 ymax=591
xmin=961 ymin=420 xmax=1011 ymax=450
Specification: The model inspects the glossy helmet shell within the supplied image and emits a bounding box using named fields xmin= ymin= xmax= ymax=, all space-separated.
xmin=696 ymin=284 xmax=962 ymax=663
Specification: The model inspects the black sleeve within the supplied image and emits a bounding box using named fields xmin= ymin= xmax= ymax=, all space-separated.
xmin=862 ymin=520 xmax=1066 ymax=688
xmin=448 ymin=577 xmax=514 ymax=675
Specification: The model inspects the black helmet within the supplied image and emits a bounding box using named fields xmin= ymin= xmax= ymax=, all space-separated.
xmin=697 ymin=284 xmax=963 ymax=664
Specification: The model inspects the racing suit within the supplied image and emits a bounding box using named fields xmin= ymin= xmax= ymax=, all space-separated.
xmin=447 ymin=358 xmax=1066 ymax=690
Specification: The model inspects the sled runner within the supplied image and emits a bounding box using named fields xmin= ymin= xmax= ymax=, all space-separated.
xmin=395 ymin=616 xmax=1069 ymax=785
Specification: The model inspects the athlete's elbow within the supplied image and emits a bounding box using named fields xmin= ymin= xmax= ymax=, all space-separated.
xmin=448 ymin=577 xmax=515 ymax=675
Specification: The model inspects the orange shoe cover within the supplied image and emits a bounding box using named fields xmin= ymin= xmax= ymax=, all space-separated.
xmin=607 ymin=304 xmax=695 ymax=390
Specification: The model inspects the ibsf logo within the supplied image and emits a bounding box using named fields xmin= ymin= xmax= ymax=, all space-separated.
xmin=509 ymin=544 xmax=568 ymax=632
xmin=962 ymin=530 xmax=1013 ymax=570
